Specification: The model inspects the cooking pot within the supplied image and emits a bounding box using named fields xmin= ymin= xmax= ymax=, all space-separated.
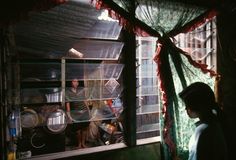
xmin=45 ymin=109 xmax=67 ymax=134
xmin=21 ymin=108 xmax=39 ymax=129
xmin=45 ymin=90 xmax=62 ymax=103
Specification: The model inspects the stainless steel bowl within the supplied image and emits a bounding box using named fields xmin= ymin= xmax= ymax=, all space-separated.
xmin=46 ymin=109 xmax=67 ymax=134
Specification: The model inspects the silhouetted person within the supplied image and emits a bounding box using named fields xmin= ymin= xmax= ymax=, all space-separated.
xmin=179 ymin=82 xmax=228 ymax=160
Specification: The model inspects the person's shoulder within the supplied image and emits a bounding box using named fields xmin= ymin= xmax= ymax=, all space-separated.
xmin=195 ymin=122 xmax=208 ymax=133
xmin=197 ymin=122 xmax=227 ymax=160
xmin=199 ymin=122 xmax=225 ymax=143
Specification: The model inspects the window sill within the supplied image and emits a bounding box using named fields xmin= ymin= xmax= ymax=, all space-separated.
xmin=29 ymin=143 xmax=128 ymax=160
xmin=28 ymin=137 xmax=161 ymax=160
xmin=137 ymin=136 xmax=161 ymax=145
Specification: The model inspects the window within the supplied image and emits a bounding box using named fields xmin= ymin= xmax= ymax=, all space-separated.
xmin=173 ymin=18 xmax=217 ymax=154
xmin=175 ymin=18 xmax=217 ymax=72
xmin=136 ymin=37 xmax=160 ymax=140
xmin=6 ymin=2 xmax=164 ymax=159
xmin=9 ymin=1 xmax=129 ymax=158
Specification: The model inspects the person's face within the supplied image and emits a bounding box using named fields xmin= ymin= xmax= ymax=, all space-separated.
xmin=185 ymin=107 xmax=198 ymax=119
xmin=71 ymin=79 xmax=79 ymax=88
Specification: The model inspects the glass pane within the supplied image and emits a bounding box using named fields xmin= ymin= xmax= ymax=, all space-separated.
xmin=136 ymin=113 xmax=160 ymax=139
xmin=136 ymin=39 xmax=155 ymax=58
xmin=65 ymin=85 xmax=123 ymax=101
xmin=84 ymin=20 xmax=122 ymax=40
xmin=66 ymin=63 xmax=124 ymax=80
xmin=136 ymin=86 xmax=159 ymax=96
xmin=136 ymin=63 xmax=156 ymax=78
xmin=136 ymin=95 xmax=159 ymax=114
xmin=13 ymin=1 xmax=125 ymax=158
xmin=20 ymin=63 xmax=61 ymax=81
xmin=136 ymin=36 xmax=160 ymax=140
xmin=66 ymin=40 xmax=124 ymax=60
xmin=20 ymin=87 xmax=62 ymax=104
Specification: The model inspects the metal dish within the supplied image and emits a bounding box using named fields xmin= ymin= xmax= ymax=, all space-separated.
xmin=21 ymin=108 xmax=39 ymax=129
xmin=46 ymin=109 xmax=67 ymax=134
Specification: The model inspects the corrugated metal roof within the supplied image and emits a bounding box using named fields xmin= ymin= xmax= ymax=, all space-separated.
xmin=14 ymin=1 xmax=122 ymax=58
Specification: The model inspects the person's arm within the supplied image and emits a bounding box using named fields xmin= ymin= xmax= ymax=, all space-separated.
xmin=84 ymin=101 xmax=91 ymax=120
xmin=66 ymin=102 xmax=73 ymax=122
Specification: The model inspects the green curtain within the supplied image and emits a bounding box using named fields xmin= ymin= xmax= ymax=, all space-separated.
xmin=135 ymin=1 xmax=206 ymax=36
xmin=153 ymin=37 xmax=215 ymax=160
xmin=171 ymin=54 xmax=215 ymax=160
xmin=111 ymin=0 xmax=207 ymax=36
xmin=94 ymin=0 xmax=217 ymax=159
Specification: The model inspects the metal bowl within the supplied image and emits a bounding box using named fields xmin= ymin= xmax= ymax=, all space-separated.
xmin=46 ymin=109 xmax=67 ymax=134
xmin=21 ymin=108 xmax=39 ymax=129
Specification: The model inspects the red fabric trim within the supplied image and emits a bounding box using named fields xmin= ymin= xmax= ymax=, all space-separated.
xmin=181 ymin=9 xmax=217 ymax=33
xmin=169 ymin=9 xmax=218 ymax=37
xmin=153 ymin=43 xmax=177 ymax=160
xmin=175 ymin=46 xmax=218 ymax=77
xmin=108 ymin=10 xmax=150 ymax=37
xmin=94 ymin=1 xmax=217 ymax=159
xmin=93 ymin=0 xmax=151 ymax=37
xmin=108 ymin=9 xmax=150 ymax=37
xmin=153 ymin=39 xmax=217 ymax=159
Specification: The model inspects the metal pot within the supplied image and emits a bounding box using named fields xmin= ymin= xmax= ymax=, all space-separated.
xmin=45 ymin=109 xmax=67 ymax=134
xmin=21 ymin=108 xmax=39 ymax=129
xmin=45 ymin=90 xmax=62 ymax=103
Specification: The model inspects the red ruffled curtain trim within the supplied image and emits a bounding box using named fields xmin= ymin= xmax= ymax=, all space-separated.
xmin=94 ymin=0 xmax=217 ymax=75
xmin=107 ymin=9 xmax=150 ymax=37
xmin=0 ymin=0 xmax=66 ymax=26
xmin=169 ymin=9 xmax=218 ymax=37
xmin=93 ymin=0 xmax=150 ymax=37
xmin=153 ymin=43 xmax=178 ymax=160
xmin=154 ymin=40 xmax=217 ymax=116
xmin=176 ymin=46 xmax=218 ymax=77
xmin=93 ymin=1 xmax=218 ymax=159
xmin=154 ymin=12 xmax=217 ymax=154
xmin=153 ymin=40 xmax=217 ymax=160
